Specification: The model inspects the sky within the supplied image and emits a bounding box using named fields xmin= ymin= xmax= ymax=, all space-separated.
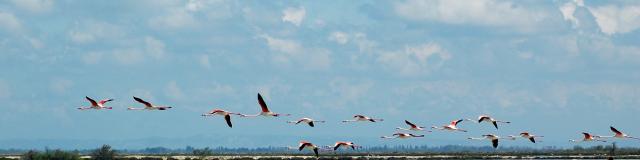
xmin=0 ymin=0 xmax=639 ymax=150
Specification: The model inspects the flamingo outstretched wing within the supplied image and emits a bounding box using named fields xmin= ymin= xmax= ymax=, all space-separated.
xmin=405 ymin=120 xmax=417 ymax=128
xmin=133 ymin=97 xmax=152 ymax=107
xmin=257 ymin=93 xmax=270 ymax=112
xmin=86 ymin=96 xmax=98 ymax=106
xmin=99 ymin=99 xmax=113 ymax=105
xmin=224 ymin=114 xmax=232 ymax=128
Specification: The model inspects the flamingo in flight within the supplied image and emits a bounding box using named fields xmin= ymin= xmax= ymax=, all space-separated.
xmin=517 ymin=132 xmax=544 ymax=143
xmin=202 ymin=109 xmax=243 ymax=128
xmin=570 ymin=132 xmax=607 ymax=142
xmin=241 ymin=93 xmax=290 ymax=117
xmin=598 ymin=126 xmax=640 ymax=140
xmin=78 ymin=96 xmax=113 ymax=110
xmin=342 ymin=115 xmax=383 ymax=122
xmin=381 ymin=132 xmax=424 ymax=139
xmin=127 ymin=97 xmax=172 ymax=110
xmin=287 ymin=118 xmax=325 ymax=127
xmin=298 ymin=141 xmax=319 ymax=157
xmin=396 ymin=120 xmax=431 ymax=132
xmin=431 ymin=119 xmax=467 ymax=132
xmin=467 ymin=115 xmax=511 ymax=129
xmin=468 ymin=134 xmax=513 ymax=149
xmin=333 ymin=141 xmax=357 ymax=151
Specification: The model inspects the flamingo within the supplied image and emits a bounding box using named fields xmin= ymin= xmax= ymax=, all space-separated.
xmin=342 ymin=115 xmax=383 ymax=122
xmin=298 ymin=141 xmax=319 ymax=157
xmin=570 ymin=132 xmax=607 ymax=142
xmin=518 ymin=132 xmax=544 ymax=143
xmin=598 ymin=126 xmax=640 ymax=140
xmin=468 ymin=134 xmax=513 ymax=148
xmin=287 ymin=118 xmax=325 ymax=127
xmin=127 ymin=97 xmax=172 ymax=110
xmin=77 ymin=96 xmax=113 ymax=110
xmin=240 ymin=93 xmax=290 ymax=117
xmin=431 ymin=119 xmax=467 ymax=132
xmin=333 ymin=141 xmax=357 ymax=151
xmin=466 ymin=115 xmax=510 ymax=129
xmin=381 ymin=132 xmax=424 ymax=139
xmin=396 ymin=120 xmax=431 ymax=132
xmin=202 ymin=109 xmax=243 ymax=128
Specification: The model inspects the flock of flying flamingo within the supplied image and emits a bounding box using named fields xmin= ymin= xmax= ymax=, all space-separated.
xmin=78 ymin=94 xmax=638 ymax=157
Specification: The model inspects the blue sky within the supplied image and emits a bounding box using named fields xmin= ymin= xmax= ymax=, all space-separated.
xmin=1 ymin=0 xmax=640 ymax=149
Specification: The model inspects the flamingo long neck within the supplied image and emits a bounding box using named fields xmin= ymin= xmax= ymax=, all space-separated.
xmin=78 ymin=107 xmax=93 ymax=110
xmin=397 ymin=127 xmax=411 ymax=131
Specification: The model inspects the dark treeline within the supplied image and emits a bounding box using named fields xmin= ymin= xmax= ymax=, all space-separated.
xmin=1 ymin=143 xmax=639 ymax=156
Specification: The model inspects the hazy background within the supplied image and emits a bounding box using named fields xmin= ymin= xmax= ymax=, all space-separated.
xmin=0 ymin=0 xmax=639 ymax=149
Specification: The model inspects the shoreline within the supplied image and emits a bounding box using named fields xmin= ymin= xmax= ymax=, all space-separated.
xmin=3 ymin=154 xmax=640 ymax=159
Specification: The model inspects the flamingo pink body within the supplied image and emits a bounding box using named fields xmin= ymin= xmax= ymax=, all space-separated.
xmin=202 ymin=109 xmax=241 ymax=128
xmin=333 ymin=141 xmax=357 ymax=151
xmin=381 ymin=132 xmax=424 ymax=139
xmin=298 ymin=141 xmax=319 ymax=157
xmin=342 ymin=115 xmax=383 ymax=122
xmin=127 ymin=97 xmax=172 ymax=111
xmin=241 ymin=93 xmax=290 ymax=117
xmin=77 ymin=96 xmax=113 ymax=110
xmin=432 ymin=119 xmax=467 ymax=132
xmin=288 ymin=118 xmax=325 ymax=127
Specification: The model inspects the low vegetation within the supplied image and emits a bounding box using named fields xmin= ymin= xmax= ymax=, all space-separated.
xmin=90 ymin=144 xmax=117 ymax=160
xmin=0 ymin=143 xmax=638 ymax=159
xmin=21 ymin=149 xmax=81 ymax=160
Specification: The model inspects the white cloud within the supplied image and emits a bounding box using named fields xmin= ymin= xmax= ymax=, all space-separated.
xmin=518 ymin=51 xmax=533 ymax=60
xmin=261 ymin=35 xmax=302 ymax=55
xmin=11 ymin=0 xmax=53 ymax=13
xmin=50 ymin=78 xmax=73 ymax=94
xmin=164 ymin=81 xmax=186 ymax=101
xmin=198 ymin=82 xmax=235 ymax=97
xmin=68 ymin=31 xmax=94 ymax=43
xmin=113 ymin=48 xmax=145 ymax=65
xmin=304 ymin=48 xmax=331 ymax=70
xmin=0 ymin=12 xmax=22 ymax=33
xmin=199 ymin=54 xmax=212 ymax=69
xmin=394 ymin=0 xmax=546 ymax=31
xmin=407 ymin=43 xmax=450 ymax=63
xmin=544 ymin=83 xmax=640 ymax=110
xmin=328 ymin=32 xmax=377 ymax=53
xmin=352 ymin=33 xmax=377 ymax=53
xmin=186 ymin=0 xmax=207 ymax=12
xmin=94 ymin=36 xmax=166 ymax=65
xmin=185 ymin=0 xmax=233 ymax=20
xmin=145 ymin=36 xmax=166 ymax=59
xmin=261 ymin=35 xmax=331 ymax=70
xmin=580 ymin=34 xmax=640 ymax=64
xmin=588 ymin=5 xmax=640 ymax=35
xmin=149 ymin=9 xmax=198 ymax=29
xmin=393 ymin=81 xmax=640 ymax=112
xmin=82 ymin=51 xmax=103 ymax=65
xmin=328 ymin=78 xmax=374 ymax=108
xmin=26 ymin=37 xmax=44 ymax=49
xmin=489 ymin=86 xmax=538 ymax=109
xmin=560 ymin=1 xmax=580 ymax=28
xmin=574 ymin=0 xmax=584 ymax=7
xmin=377 ymin=43 xmax=450 ymax=75
xmin=328 ymin=31 xmax=349 ymax=44
xmin=68 ymin=21 xmax=125 ymax=44
xmin=282 ymin=7 xmax=306 ymax=26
